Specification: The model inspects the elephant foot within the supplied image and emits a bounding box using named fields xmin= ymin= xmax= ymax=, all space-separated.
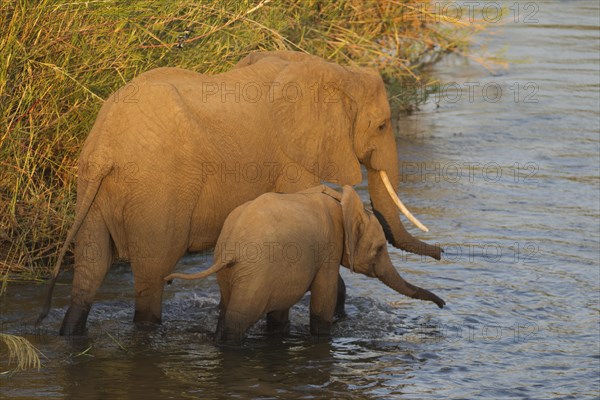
xmin=133 ymin=309 xmax=162 ymax=328
xmin=310 ymin=313 xmax=332 ymax=337
xmin=60 ymin=304 xmax=90 ymax=336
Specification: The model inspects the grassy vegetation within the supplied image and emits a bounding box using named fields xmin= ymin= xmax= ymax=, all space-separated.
xmin=0 ymin=333 xmax=42 ymax=373
xmin=0 ymin=0 xmax=485 ymax=286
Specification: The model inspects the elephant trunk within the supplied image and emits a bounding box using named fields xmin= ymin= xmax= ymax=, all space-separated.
xmin=376 ymin=258 xmax=446 ymax=309
xmin=367 ymin=168 xmax=442 ymax=260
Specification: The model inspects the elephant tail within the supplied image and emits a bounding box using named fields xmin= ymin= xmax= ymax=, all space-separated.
xmin=164 ymin=260 xmax=235 ymax=282
xmin=36 ymin=164 xmax=112 ymax=326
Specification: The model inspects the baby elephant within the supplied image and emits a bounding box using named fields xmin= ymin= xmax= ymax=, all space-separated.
xmin=165 ymin=185 xmax=445 ymax=343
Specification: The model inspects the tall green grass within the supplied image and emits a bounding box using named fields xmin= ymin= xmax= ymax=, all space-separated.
xmin=0 ymin=0 xmax=485 ymax=285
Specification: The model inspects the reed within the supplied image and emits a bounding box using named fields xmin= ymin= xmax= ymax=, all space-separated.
xmin=0 ymin=0 xmax=485 ymax=285
xmin=0 ymin=333 xmax=42 ymax=373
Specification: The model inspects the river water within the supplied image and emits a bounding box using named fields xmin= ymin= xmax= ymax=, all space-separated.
xmin=2 ymin=1 xmax=599 ymax=398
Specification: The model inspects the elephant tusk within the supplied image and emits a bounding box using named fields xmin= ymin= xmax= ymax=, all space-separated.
xmin=379 ymin=170 xmax=429 ymax=232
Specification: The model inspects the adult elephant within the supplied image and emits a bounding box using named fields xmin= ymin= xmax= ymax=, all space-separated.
xmin=38 ymin=51 xmax=442 ymax=335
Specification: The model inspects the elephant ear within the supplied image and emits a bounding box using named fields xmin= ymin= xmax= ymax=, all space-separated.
xmin=341 ymin=185 xmax=367 ymax=271
xmin=272 ymin=61 xmax=362 ymax=185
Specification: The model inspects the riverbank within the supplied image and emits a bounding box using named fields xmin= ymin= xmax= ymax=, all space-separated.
xmin=0 ymin=0 xmax=483 ymax=285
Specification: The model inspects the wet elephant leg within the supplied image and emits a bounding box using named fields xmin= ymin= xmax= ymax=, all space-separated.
xmin=60 ymin=206 xmax=112 ymax=336
xmin=131 ymin=256 xmax=181 ymax=326
xmin=218 ymin=289 xmax=265 ymax=345
xmin=127 ymin=208 xmax=189 ymax=326
xmin=132 ymin=275 xmax=164 ymax=325
xmin=215 ymin=299 xmax=227 ymax=340
xmin=60 ymin=304 xmax=91 ymax=336
xmin=334 ymin=273 xmax=346 ymax=318
xmin=220 ymin=310 xmax=261 ymax=345
xmin=215 ymin=276 xmax=232 ymax=340
xmin=309 ymin=265 xmax=338 ymax=337
xmin=266 ymin=309 xmax=290 ymax=335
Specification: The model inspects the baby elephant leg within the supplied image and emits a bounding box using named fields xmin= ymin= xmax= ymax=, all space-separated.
xmin=217 ymin=291 xmax=265 ymax=345
xmin=266 ymin=309 xmax=290 ymax=335
xmin=334 ymin=273 xmax=346 ymax=318
xmin=309 ymin=266 xmax=339 ymax=336
xmin=215 ymin=299 xmax=227 ymax=340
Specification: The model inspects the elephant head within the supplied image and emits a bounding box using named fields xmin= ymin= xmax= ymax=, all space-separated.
xmin=340 ymin=185 xmax=445 ymax=308
xmin=246 ymin=51 xmax=442 ymax=259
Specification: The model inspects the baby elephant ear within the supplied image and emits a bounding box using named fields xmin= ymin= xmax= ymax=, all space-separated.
xmin=272 ymin=60 xmax=362 ymax=186
xmin=341 ymin=185 xmax=367 ymax=271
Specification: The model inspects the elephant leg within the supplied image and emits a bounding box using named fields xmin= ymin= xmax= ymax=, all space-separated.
xmin=132 ymin=274 xmax=163 ymax=325
xmin=60 ymin=206 xmax=112 ymax=336
xmin=309 ymin=265 xmax=338 ymax=337
xmin=215 ymin=299 xmax=227 ymax=340
xmin=218 ymin=290 xmax=264 ymax=345
xmin=266 ymin=309 xmax=290 ymax=335
xmin=131 ymin=258 xmax=176 ymax=325
xmin=334 ymin=273 xmax=346 ymax=318
xmin=215 ymin=278 xmax=231 ymax=340
xmin=126 ymin=206 xmax=189 ymax=326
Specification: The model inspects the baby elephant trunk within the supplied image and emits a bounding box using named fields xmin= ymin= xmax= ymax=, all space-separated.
xmin=376 ymin=261 xmax=446 ymax=309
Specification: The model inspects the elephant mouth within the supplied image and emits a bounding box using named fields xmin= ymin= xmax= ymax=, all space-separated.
xmin=378 ymin=170 xmax=429 ymax=232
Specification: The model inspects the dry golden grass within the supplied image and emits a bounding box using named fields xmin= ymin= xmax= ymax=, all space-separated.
xmin=0 ymin=333 xmax=43 ymax=373
xmin=0 ymin=0 xmax=486 ymax=285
